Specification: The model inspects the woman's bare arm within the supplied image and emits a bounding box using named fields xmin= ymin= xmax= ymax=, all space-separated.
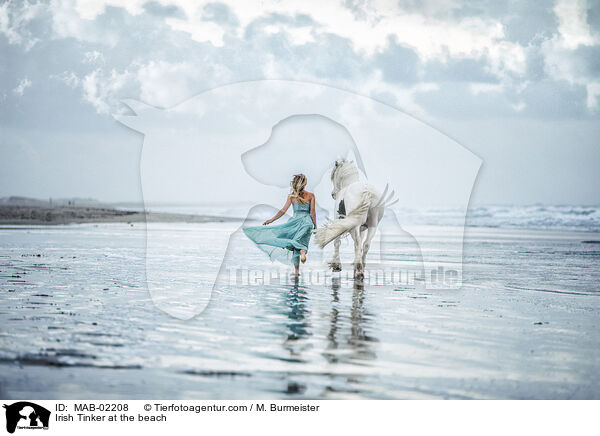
xmin=263 ymin=196 xmax=292 ymax=225
xmin=310 ymin=194 xmax=317 ymax=229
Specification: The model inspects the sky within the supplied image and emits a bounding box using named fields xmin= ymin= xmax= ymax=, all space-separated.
xmin=1 ymin=0 xmax=599 ymax=205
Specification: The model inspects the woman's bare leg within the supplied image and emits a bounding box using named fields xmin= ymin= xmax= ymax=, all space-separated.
xmin=300 ymin=249 xmax=307 ymax=264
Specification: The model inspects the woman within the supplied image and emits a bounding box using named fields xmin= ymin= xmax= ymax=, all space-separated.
xmin=243 ymin=174 xmax=317 ymax=275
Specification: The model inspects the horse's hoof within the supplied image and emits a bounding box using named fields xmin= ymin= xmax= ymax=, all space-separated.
xmin=329 ymin=262 xmax=342 ymax=272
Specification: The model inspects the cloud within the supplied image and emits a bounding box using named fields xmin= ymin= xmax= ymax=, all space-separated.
xmin=83 ymin=50 xmax=105 ymax=65
xmin=413 ymin=74 xmax=592 ymax=119
xmin=423 ymin=56 xmax=499 ymax=83
xmin=136 ymin=59 xmax=233 ymax=107
xmin=142 ymin=1 xmax=186 ymax=18
xmin=2 ymin=0 xmax=599 ymax=120
xmin=51 ymin=70 xmax=80 ymax=88
xmin=540 ymin=0 xmax=600 ymax=110
xmin=374 ymin=37 xmax=420 ymax=84
xmin=52 ymin=0 xmax=528 ymax=116
xmin=201 ymin=2 xmax=238 ymax=26
xmin=53 ymin=1 xmax=527 ymax=68
xmin=81 ymin=68 xmax=137 ymax=114
xmin=517 ymin=78 xmax=589 ymax=116
xmin=554 ymin=0 xmax=596 ymax=48
xmin=0 ymin=0 xmax=44 ymax=50
xmin=13 ymin=77 xmax=32 ymax=95
xmin=49 ymin=0 xmax=118 ymax=46
xmin=67 ymin=0 xmax=145 ymax=20
xmin=164 ymin=16 xmax=226 ymax=46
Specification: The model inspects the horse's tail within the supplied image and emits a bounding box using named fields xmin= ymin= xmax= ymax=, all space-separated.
xmin=314 ymin=191 xmax=372 ymax=248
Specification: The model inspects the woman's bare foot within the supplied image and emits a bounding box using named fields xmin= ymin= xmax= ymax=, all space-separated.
xmin=300 ymin=250 xmax=307 ymax=264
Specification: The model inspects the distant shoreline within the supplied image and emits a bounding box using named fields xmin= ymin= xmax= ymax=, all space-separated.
xmin=0 ymin=204 xmax=242 ymax=225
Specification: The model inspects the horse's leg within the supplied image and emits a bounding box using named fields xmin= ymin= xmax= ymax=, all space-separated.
xmin=362 ymin=225 xmax=377 ymax=266
xmin=329 ymin=237 xmax=342 ymax=272
xmin=351 ymin=227 xmax=364 ymax=279
xmin=359 ymin=225 xmax=367 ymax=244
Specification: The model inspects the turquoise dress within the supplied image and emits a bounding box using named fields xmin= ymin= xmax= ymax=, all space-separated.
xmin=243 ymin=202 xmax=314 ymax=266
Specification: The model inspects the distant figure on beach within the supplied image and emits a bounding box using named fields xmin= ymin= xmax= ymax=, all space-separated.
xmin=243 ymin=174 xmax=317 ymax=275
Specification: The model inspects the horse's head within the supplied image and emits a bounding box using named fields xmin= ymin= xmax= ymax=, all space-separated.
xmin=331 ymin=160 xmax=343 ymax=199
xmin=331 ymin=159 xmax=358 ymax=199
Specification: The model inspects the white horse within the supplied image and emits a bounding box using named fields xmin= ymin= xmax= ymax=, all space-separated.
xmin=315 ymin=160 xmax=397 ymax=279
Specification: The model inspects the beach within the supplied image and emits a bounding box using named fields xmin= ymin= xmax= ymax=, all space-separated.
xmin=0 ymin=202 xmax=241 ymax=225
xmin=0 ymin=213 xmax=598 ymax=399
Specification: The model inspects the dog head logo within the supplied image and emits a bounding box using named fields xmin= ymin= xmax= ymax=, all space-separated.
xmin=3 ymin=402 xmax=50 ymax=434
xmin=115 ymin=80 xmax=481 ymax=319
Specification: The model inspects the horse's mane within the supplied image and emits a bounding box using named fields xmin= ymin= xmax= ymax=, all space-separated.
xmin=332 ymin=159 xmax=360 ymax=190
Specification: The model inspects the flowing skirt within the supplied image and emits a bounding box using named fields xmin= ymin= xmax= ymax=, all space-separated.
xmin=243 ymin=214 xmax=313 ymax=266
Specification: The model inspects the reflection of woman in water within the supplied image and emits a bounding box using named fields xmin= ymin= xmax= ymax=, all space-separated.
xmin=243 ymin=174 xmax=317 ymax=275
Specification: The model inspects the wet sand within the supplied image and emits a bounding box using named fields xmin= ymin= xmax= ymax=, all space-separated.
xmin=0 ymin=222 xmax=598 ymax=399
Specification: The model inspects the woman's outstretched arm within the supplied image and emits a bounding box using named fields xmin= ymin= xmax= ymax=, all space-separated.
xmin=310 ymin=194 xmax=317 ymax=229
xmin=263 ymin=196 xmax=292 ymax=225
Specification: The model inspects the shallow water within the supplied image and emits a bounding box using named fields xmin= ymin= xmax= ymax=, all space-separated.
xmin=0 ymin=222 xmax=599 ymax=399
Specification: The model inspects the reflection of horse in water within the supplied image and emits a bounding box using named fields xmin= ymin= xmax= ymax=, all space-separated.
xmin=324 ymin=278 xmax=378 ymax=369
xmin=315 ymin=160 xmax=397 ymax=280
xmin=278 ymin=277 xmax=378 ymax=396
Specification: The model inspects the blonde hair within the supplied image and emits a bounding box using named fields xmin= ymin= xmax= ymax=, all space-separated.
xmin=290 ymin=174 xmax=309 ymax=204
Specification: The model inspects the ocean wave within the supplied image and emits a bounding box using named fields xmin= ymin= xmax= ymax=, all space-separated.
xmin=391 ymin=205 xmax=600 ymax=232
